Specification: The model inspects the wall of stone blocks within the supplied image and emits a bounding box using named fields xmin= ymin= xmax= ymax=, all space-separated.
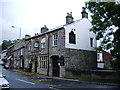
xmin=64 ymin=48 xmax=97 ymax=77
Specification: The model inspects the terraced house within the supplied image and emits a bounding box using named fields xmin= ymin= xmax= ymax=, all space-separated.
xmin=24 ymin=8 xmax=97 ymax=78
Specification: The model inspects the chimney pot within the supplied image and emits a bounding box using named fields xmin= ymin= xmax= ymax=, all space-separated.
xmin=66 ymin=12 xmax=74 ymax=24
xmin=25 ymin=34 xmax=31 ymax=39
xmin=41 ymin=25 xmax=48 ymax=33
xmin=81 ymin=7 xmax=88 ymax=18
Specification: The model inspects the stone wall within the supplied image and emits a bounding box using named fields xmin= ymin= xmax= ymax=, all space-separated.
xmin=64 ymin=48 xmax=97 ymax=77
xmin=49 ymin=28 xmax=65 ymax=77
xmin=65 ymin=70 xmax=120 ymax=83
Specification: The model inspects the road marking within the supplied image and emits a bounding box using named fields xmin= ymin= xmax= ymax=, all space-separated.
xmin=16 ymin=79 xmax=35 ymax=85
xmin=49 ymin=87 xmax=60 ymax=90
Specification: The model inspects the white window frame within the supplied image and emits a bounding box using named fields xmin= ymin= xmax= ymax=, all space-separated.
xmin=40 ymin=56 xmax=48 ymax=68
xmin=28 ymin=43 xmax=31 ymax=50
xmin=53 ymin=33 xmax=58 ymax=46
xmin=20 ymin=49 xmax=23 ymax=55
xmin=41 ymin=38 xmax=46 ymax=48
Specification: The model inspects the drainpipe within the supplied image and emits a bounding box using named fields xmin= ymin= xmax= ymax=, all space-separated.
xmin=47 ymin=34 xmax=49 ymax=76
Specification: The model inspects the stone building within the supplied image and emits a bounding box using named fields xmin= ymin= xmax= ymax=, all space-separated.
xmin=25 ymin=8 xmax=97 ymax=77
xmin=13 ymin=39 xmax=25 ymax=69
xmin=6 ymin=45 xmax=14 ymax=69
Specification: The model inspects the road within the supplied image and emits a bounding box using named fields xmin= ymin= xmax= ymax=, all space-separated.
xmin=2 ymin=68 xmax=119 ymax=89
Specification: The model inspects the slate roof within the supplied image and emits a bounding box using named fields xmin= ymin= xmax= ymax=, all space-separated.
xmin=25 ymin=18 xmax=85 ymax=40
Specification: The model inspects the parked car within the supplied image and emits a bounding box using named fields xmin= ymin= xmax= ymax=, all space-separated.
xmin=4 ymin=63 xmax=9 ymax=69
xmin=0 ymin=74 xmax=10 ymax=89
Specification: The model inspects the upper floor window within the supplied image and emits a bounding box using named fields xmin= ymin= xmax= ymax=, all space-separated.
xmin=28 ymin=43 xmax=31 ymax=50
xmin=97 ymin=54 xmax=100 ymax=60
xmin=90 ymin=38 xmax=93 ymax=47
xmin=41 ymin=38 xmax=46 ymax=48
xmin=69 ymin=31 xmax=76 ymax=44
xmin=34 ymin=41 xmax=39 ymax=48
xmin=53 ymin=34 xmax=58 ymax=46
xmin=20 ymin=49 xmax=23 ymax=55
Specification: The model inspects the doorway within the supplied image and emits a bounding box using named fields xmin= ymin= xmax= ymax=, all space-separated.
xmin=51 ymin=55 xmax=59 ymax=77
xmin=35 ymin=61 xmax=37 ymax=72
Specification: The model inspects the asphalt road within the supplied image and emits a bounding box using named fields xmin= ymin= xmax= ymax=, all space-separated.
xmin=2 ymin=68 xmax=119 ymax=89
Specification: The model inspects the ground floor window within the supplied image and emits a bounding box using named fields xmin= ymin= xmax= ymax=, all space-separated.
xmin=39 ymin=56 xmax=48 ymax=68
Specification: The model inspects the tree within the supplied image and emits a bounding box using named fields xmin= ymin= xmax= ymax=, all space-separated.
xmin=1 ymin=40 xmax=15 ymax=50
xmin=85 ymin=2 xmax=120 ymax=69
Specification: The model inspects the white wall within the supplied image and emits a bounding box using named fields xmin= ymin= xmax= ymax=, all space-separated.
xmin=0 ymin=52 xmax=7 ymax=60
xmin=64 ymin=18 xmax=97 ymax=51
xmin=97 ymin=63 xmax=104 ymax=68
xmin=0 ymin=60 xmax=3 ymax=75
xmin=97 ymin=52 xmax=103 ymax=62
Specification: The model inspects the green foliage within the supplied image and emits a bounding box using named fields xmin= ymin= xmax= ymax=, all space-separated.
xmin=111 ymin=59 xmax=120 ymax=70
xmin=1 ymin=40 xmax=16 ymax=50
xmin=86 ymin=2 xmax=120 ymax=69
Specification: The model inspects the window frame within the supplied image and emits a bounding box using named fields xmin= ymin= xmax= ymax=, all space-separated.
xmin=28 ymin=42 xmax=31 ymax=51
xmin=41 ymin=37 xmax=46 ymax=48
xmin=69 ymin=31 xmax=76 ymax=44
xmin=90 ymin=37 xmax=93 ymax=47
xmin=39 ymin=56 xmax=48 ymax=68
xmin=53 ymin=33 xmax=58 ymax=46
xmin=34 ymin=41 xmax=39 ymax=48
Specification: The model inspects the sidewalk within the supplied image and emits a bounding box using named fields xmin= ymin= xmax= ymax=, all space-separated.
xmin=11 ymin=69 xmax=120 ymax=86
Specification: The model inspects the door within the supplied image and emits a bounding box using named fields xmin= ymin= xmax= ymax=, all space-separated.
xmin=35 ymin=61 xmax=37 ymax=72
xmin=51 ymin=56 xmax=59 ymax=77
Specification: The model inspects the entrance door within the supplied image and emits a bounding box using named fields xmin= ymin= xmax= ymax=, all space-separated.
xmin=51 ymin=56 xmax=59 ymax=77
xmin=35 ymin=61 xmax=37 ymax=72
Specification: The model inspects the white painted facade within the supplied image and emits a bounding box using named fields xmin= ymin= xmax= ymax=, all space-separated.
xmin=0 ymin=60 xmax=3 ymax=75
xmin=97 ymin=63 xmax=104 ymax=68
xmin=97 ymin=52 xmax=104 ymax=68
xmin=97 ymin=52 xmax=103 ymax=62
xmin=0 ymin=50 xmax=7 ymax=60
xmin=64 ymin=18 xmax=97 ymax=51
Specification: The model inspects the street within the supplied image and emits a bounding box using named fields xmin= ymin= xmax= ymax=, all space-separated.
xmin=2 ymin=68 xmax=119 ymax=89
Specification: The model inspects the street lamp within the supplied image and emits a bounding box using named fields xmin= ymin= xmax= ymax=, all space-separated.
xmin=12 ymin=26 xmax=21 ymax=39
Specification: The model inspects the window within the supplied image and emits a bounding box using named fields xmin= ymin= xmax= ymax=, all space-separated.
xmin=28 ymin=43 xmax=31 ymax=50
xmin=20 ymin=49 xmax=23 ymax=55
xmin=41 ymin=38 xmax=46 ymax=48
xmin=69 ymin=31 xmax=76 ymax=44
xmin=39 ymin=56 xmax=48 ymax=68
xmin=53 ymin=34 xmax=58 ymax=46
xmin=97 ymin=54 xmax=100 ymax=60
xmin=34 ymin=41 xmax=39 ymax=48
xmin=90 ymin=38 xmax=93 ymax=47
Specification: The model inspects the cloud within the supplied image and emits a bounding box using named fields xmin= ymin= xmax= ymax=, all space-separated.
xmin=0 ymin=0 xmax=86 ymax=43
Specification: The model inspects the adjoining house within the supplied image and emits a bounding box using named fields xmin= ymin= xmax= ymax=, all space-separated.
xmin=13 ymin=39 xmax=26 ymax=69
xmin=0 ymin=49 xmax=7 ymax=61
xmin=0 ymin=60 xmax=4 ymax=75
xmin=6 ymin=45 xmax=14 ymax=69
xmin=97 ymin=50 xmax=113 ymax=69
xmin=0 ymin=49 xmax=9 ymax=69
xmin=24 ymin=7 xmax=97 ymax=78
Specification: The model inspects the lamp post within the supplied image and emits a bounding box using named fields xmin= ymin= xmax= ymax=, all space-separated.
xmin=12 ymin=26 xmax=21 ymax=39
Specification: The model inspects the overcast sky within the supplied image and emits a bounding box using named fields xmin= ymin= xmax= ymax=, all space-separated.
xmin=0 ymin=0 xmax=88 ymax=44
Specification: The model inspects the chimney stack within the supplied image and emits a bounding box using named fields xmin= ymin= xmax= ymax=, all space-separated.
xmin=81 ymin=7 xmax=88 ymax=18
xmin=41 ymin=25 xmax=48 ymax=33
xmin=25 ymin=34 xmax=31 ymax=39
xmin=66 ymin=12 xmax=74 ymax=24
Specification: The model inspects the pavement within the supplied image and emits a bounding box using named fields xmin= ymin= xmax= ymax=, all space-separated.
xmin=11 ymin=69 xmax=120 ymax=87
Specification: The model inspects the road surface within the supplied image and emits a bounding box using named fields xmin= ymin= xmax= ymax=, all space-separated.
xmin=2 ymin=68 xmax=119 ymax=89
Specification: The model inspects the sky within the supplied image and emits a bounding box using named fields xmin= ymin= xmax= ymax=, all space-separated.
xmin=0 ymin=0 xmax=89 ymax=44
